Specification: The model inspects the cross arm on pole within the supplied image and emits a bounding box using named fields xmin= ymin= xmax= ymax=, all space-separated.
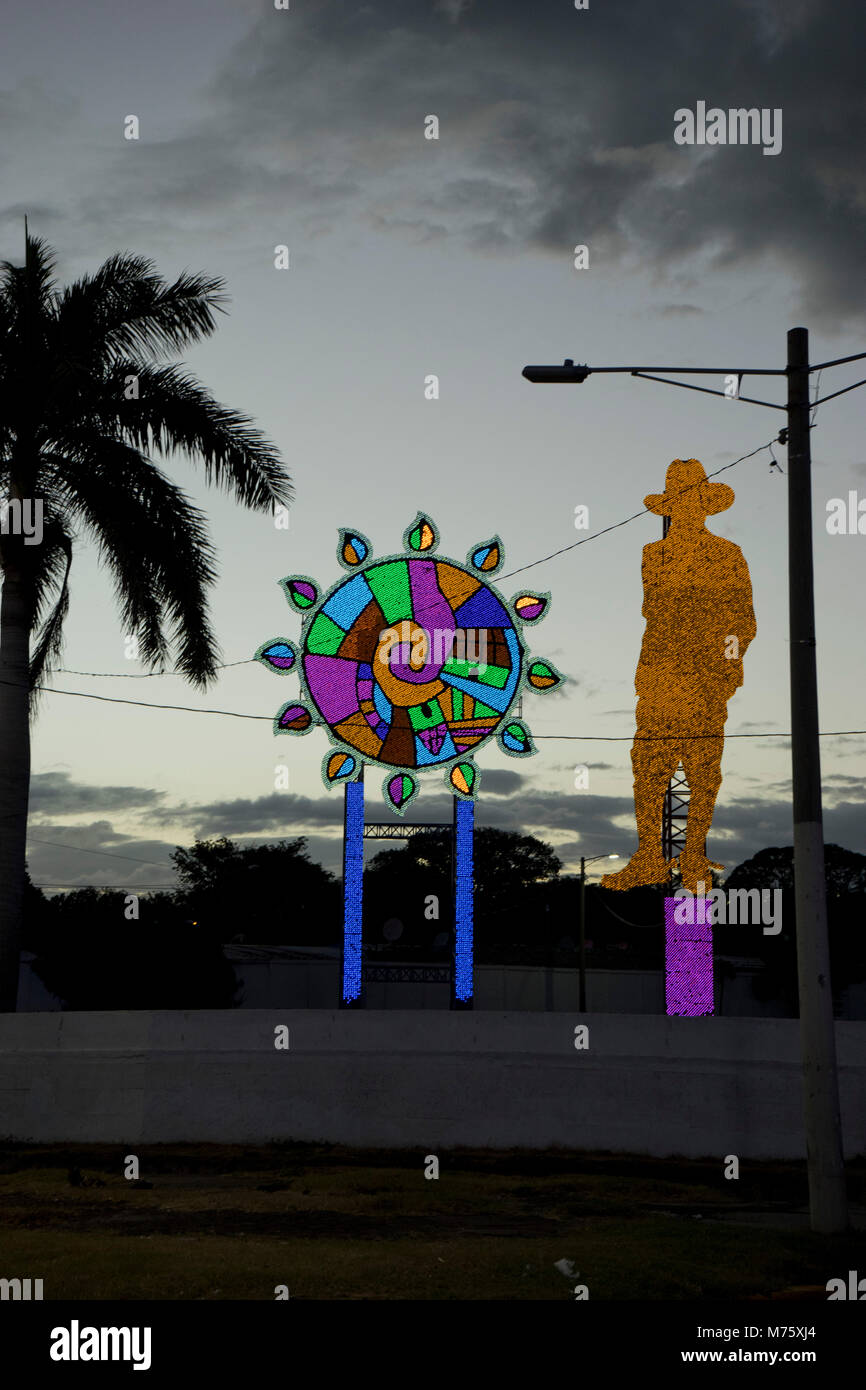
xmin=809 ymin=350 xmax=866 ymax=371
xmin=810 ymin=375 xmax=866 ymax=408
xmin=630 ymin=371 xmax=786 ymax=411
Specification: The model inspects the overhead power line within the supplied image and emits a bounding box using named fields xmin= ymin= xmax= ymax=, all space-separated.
xmin=6 ymin=681 xmax=863 ymax=740
xmin=499 ymin=438 xmax=778 ymax=580
xmin=49 ymin=433 xmax=782 ymax=679
xmin=9 ymin=427 xmax=861 ymax=741
xmin=27 ymin=836 xmax=172 ymax=868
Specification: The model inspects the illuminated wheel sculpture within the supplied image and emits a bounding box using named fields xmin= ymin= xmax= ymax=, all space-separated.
xmin=256 ymin=514 xmax=561 ymax=1004
xmin=257 ymin=513 xmax=560 ymax=807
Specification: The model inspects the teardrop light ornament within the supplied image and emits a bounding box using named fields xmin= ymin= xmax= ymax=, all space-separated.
xmin=468 ymin=537 xmax=503 ymax=575
xmin=498 ymin=720 xmax=535 ymax=757
xmin=280 ymin=576 xmax=319 ymax=612
xmin=384 ymin=772 xmax=418 ymax=815
xmin=512 ymin=591 xmax=550 ymax=625
xmin=449 ymin=761 xmax=479 ymax=799
xmin=324 ymin=750 xmax=358 ymax=785
xmin=275 ymin=702 xmax=314 ymax=735
xmin=337 ymin=529 xmax=371 ymax=570
xmin=403 ymin=513 xmax=439 ymax=553
xmin=255 ymin=639 xmax=297 ymax=673
xmin=527 ymin=659 xmax=563 ymax=692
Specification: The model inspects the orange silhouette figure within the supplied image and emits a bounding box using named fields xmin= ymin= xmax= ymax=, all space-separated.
xmin=602 ymin=459 xmax=756 ymax=895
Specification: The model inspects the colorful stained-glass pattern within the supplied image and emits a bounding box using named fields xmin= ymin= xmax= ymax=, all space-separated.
xmin=512 ymin=592 xmax=550 ymax=624
xmin=281 ymin=577 xmax=318 ymax=612
xmin=324 ymin=750 xmax=358 ymax=783
xmin=527 ymin=659 xmax=562 ymax=690
xmin=255 ymin=639 xmax=297 ymax=672
xmin=300 ymin=555 xmax=525 ymax=771
xmin=276 ymin=702 xmax=313 ymax=733
xmin=468 ymin=537 xmax=502 ymax=574
xmin=403 ymin=513 xmax=439 ymax=554
xmin=337 ymin=530 xmax=371 ymax=569
xmin=450 ymin=761 xmax=478 ymax=798
xmin=258 ymin=515 xmax=562 ymax=811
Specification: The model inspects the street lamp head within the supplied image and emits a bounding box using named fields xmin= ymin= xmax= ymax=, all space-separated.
xmin=522 ymin=360 xmax=590 ymax=383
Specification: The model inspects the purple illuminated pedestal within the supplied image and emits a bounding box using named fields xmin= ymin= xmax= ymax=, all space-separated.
xmin=664 ymin=897 xmax=714 ymax=1016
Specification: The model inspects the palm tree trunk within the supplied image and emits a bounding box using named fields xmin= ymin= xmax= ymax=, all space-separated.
xmin=0 ymin=564 xmax=32 ymax=1011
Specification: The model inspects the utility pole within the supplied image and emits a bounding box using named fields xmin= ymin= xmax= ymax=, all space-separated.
xmin=523 ymin=327 xmax=860 ymax=1232
xmin=786 ymin=327 xmax=847 ymax=1232
xmin=579 ymin=856 xmax=587 ymax=1011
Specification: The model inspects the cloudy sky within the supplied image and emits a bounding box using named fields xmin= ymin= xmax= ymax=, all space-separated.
xmin=3 ymin=0 xmax=865 ymax=893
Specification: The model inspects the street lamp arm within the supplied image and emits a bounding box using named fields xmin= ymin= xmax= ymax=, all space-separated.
xmin=810 ymin=350 xmax=866 ymax=371
xmin=810 ymin=375 xmax=866 ymax=408
xmin=523 ymin=362 xmax=788 ymax=379
xmin=630 ymin=371 xmax=786 ymax=411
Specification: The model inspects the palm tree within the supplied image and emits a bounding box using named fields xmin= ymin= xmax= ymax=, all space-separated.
xmin=0 ymin=228 xmax=292 ymax=1009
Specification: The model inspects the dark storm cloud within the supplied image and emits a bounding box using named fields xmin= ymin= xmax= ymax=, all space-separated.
xmin=144 ymin=782 xmax=634 ymax=843
xmin=29 ymin=772 xmax=166 ymax=815
xmin=26 ymin=820 xmax=177 ymax=890
xmin=481 ymin=769 xmax=524 ymax=796
xmin=49 ymin=0 xmax=864 ymax=324
xmin=24 ymin=772 xmax=866 ymax=888
xmin=146 ymin=791 xmax=344 ymax=836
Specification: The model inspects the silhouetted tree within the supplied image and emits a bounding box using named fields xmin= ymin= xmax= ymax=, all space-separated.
xmin=29 ymin=887 xmax=240 ymax=1009
xmin=723 ymin=843 xmax=866 ymax=1013
xmin=365 ymin=827 xmax=562 ymax=954
xmin=172 ymin=836 xmax=340 ymax=945
xmin=0 ymin=229 xmax=292 ymax=1009
xmin=725 ymin=843 xmax=866 ymax=895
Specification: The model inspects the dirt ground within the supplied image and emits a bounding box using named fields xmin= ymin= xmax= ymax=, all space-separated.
xmin=1 ymin=1143 xmax=864 ymax=1299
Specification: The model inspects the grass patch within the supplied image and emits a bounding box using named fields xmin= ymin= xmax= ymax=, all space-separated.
xmin=0 ymin=1143 xmax=863 ymax=1300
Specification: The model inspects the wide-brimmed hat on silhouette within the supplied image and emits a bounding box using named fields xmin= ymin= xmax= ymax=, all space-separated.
xmin=644 ymin=458 xmax=734 ymax=517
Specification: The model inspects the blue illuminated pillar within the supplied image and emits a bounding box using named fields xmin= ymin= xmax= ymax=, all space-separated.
xmin=452 ymin=795 xmax=474 ymax=1009
xmin=340 ymin=771 xmax=365 ymax=1007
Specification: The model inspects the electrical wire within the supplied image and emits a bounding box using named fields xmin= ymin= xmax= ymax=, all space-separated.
xmin=46 ymin=434 xmax=782 ymax=677
xmin=27 ymin=836 xmax=172 ymax=867
xmin=6 ymin=680 xmax=863 ymax=739
xmin=10 ymin=428 xmax=860 ymax=743
xmin=498 ymin=438 xmax=777 ymax=580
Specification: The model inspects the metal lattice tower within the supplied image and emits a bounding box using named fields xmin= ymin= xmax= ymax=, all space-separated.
xmin=661 ymin=764 xmax=690 ymax=863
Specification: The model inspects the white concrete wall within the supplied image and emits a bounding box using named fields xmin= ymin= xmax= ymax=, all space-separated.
xmin=27 ymin=955 xmax=863 ymax=1018
xmin=227 ymin=960 xmax=670 ymax=1013
xmin=1 ymin=1009 xmax=864 ymax=1158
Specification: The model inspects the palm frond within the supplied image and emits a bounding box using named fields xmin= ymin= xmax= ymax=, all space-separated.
xmin=28 ymin=526 xmax=73 ymax=695
xmin=55 ymin=254 xmax=229 ymax=363
xmin=43 ymin=440 xmax=221 ymax=686
xmin=104 ymin=362 xmax=293 ymax=511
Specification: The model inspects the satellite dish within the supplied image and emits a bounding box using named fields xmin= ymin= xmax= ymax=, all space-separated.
xmin=383 ymin=918 xmax=404 ymax=942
